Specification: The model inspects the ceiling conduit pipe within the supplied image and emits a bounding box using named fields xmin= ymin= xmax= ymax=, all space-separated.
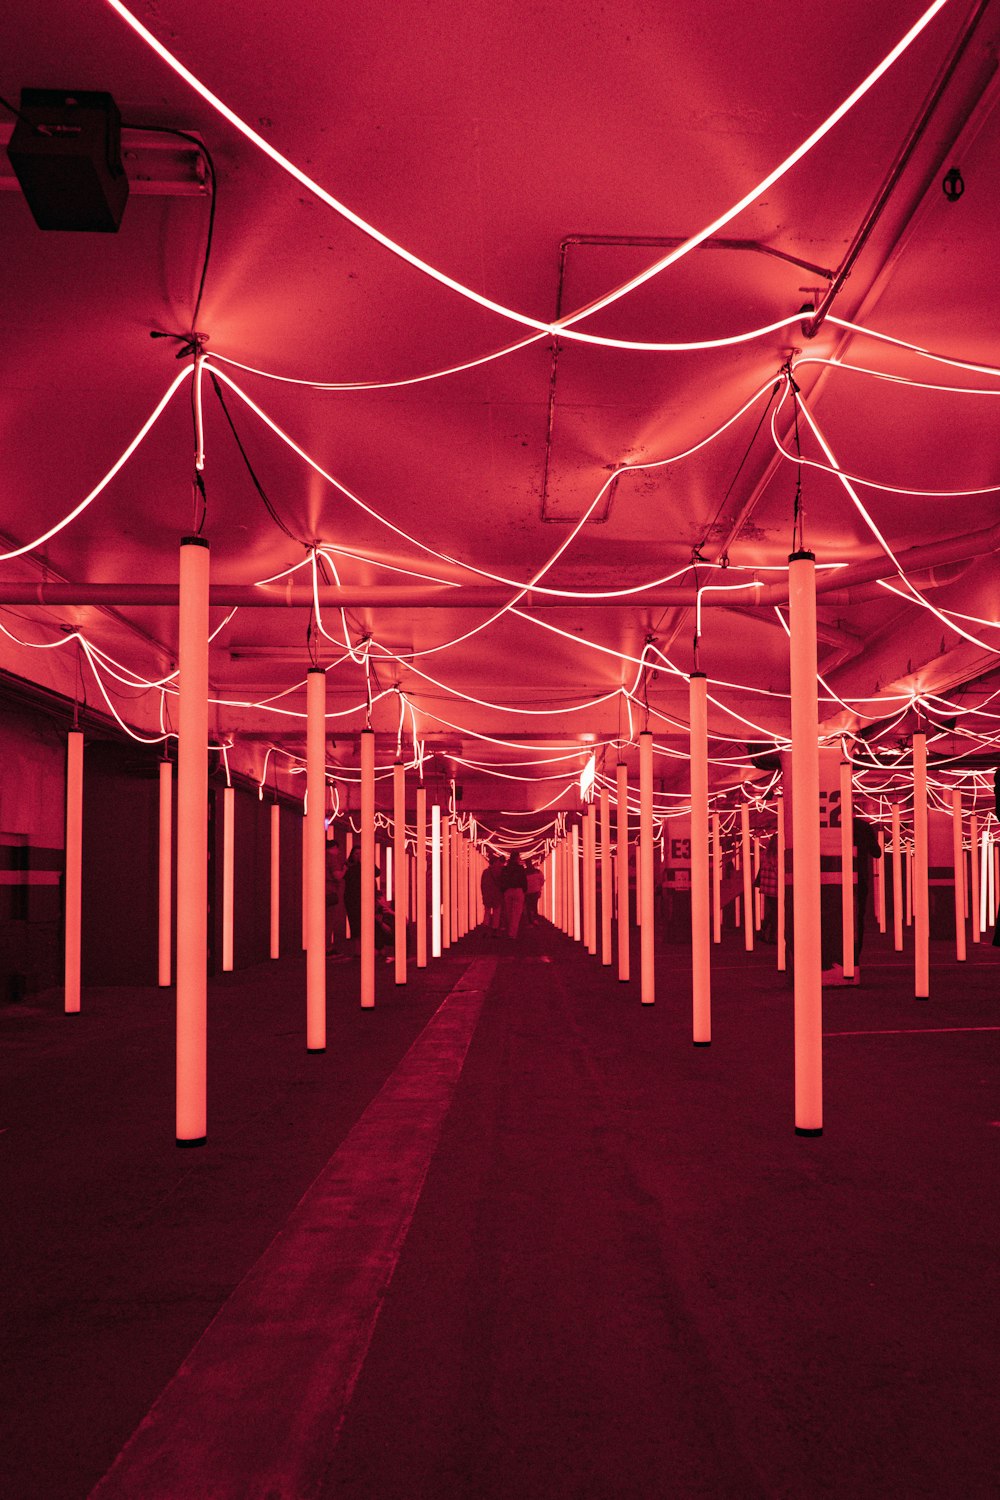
xmin=0 ymin=523 xmax=997 ymax=610
xmin=803 ymin=0 xmax=993 ymax=339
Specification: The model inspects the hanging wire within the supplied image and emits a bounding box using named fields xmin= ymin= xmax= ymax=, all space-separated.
xmin=694 ymin=375 xmax=781 ymax=554
xmin=125 ymin=124 xmax=217 ymax=334
xmin=786 ymin=364 xmax=806 ymax=553
xmin=208 ymin=373 xmax=309 ymax=545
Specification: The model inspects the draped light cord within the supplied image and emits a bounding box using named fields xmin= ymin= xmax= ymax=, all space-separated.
xmin=105 ymin=0 xmax=952 ymax=347
xmin=795 ymin=394 xmax=1000 ymax=657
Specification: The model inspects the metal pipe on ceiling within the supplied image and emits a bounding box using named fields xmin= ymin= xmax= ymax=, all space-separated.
xmin=0 ymin=520 xmax=996 ymax=609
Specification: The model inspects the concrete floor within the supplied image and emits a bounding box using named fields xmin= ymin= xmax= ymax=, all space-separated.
xmin=3 ymin=922 xmax=999 ymax=1498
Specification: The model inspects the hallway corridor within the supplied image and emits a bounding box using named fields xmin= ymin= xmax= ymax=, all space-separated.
xmin=4 ymin=924 xmax=999 ymax=1498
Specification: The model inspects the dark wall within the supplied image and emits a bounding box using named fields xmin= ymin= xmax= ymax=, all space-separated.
xmin=80 ymin=741 xmax=160 ymax=986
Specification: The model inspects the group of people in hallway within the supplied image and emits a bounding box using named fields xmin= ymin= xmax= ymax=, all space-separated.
xmin=480 ymin=851 xmax=544 ymax=939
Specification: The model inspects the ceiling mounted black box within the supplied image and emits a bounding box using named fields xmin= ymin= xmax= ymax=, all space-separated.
xmin=6 ymin=89 xmax=129 ymax=232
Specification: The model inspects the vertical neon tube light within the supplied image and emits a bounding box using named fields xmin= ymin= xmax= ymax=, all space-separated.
xmin=269 ymin=802 xmax=280 ymax=959
xmin=839 ymin=760 xmax=854 ymax=979
xmin=600 ymin=788 xmax=612 ymax=965
xmin=617 ymin=764 xmax=630 ymax=981
xmin=913 ymin=731 xmax=929 ymax=1000
xmin=969 ymin=810 xmax=980 ymax=942
xmin=585 ymin=804 xmax=598 ymax=955
xmin=689 ymin=672 xmax=710 ymax=1045
xmin=788 ymin=551 xmax=822 ymax=1137
xmin=176 ymin=536 xmax=209 ymax=1146
xmin=306 ymin=669 xmax=327 ymax=1047
xmin=361 ymin=727 xmax=375 ymax=1008
xmin=64 ymin=729 xmax=83 ymax=1014
xmin=301 ymin=812 xmax=308 ymax=950
xmin=739 ymin=803 xmax=753 ymax=952
xmin=906 ymin=841 xmax=913 ymax=926
xmin=639 ymin=730 xmax=655 ymax=1005
xmin=712 ymin=812 xmax=722 ymax=945
xmin=456 ymin=832 xmax=466 ymax=938
xmin=393 ymin=762 xmax=407 ymax=984
xmin=776 ymin=796 xmax=787 ymax=972
xmin=891 ymin=804 xmax=904 ymax=951
xmin=581 ymin=813 xmax=591 ymax=949
xmin=875 ymin=828 xmax=887 ymax=934
xmin=441 ymin=817 xmax=451 ymax=950
xmin=416 ymin=786 xmax=428 ymax=966
xmin=431 ymin=803 xmax=442 ymax=957
xmin=951 ymin=788 xmax=966 ymax=963
xmin=222 ymin=784 xmax=235 ymax=972
xmin=979 ymin=828 xmax=990 ymax=936
xmin=571 ymin=824 xmax=581 ymax=941
xmin=158 ymin=758 xmax=172 ymax=988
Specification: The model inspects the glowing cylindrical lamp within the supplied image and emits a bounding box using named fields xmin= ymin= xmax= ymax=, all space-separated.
xmin=739 ymin=802 xmax=753 ymax=952
xmin=393 ymin=763 xmax=407 ymax=984
xmin=416 ymin=787 xmax=428 ymax=966
xmin=431 ymin=803 xmax=442 ymax=957
xmin=361 ymin=727 xmax=375 ymax=1008
xmin=269 ymin=802 xmax=280 ymax=959
xmin=875 ymin=827 xmax=886 ymax=934
xmin=64 ymin=729 xmax=84 ymax=1014
xmin=913 ymin=731 xmax=929 ymax=999
xmin=711 ymin=812 xmax=722 ymax=945
xmin=306 ymin=669 xmax=327 ymax=1046
xmin=176 ymin=536 xmax=209 ymax=1146
xmin=639 ymin=731 xmax=655 ymax=1004
xmin=301 ymin=813 xmax=308 ymax=951
xmin=442 ymin=818 xmax=452 ymax=950
xmin=571 ymin=824 xmax=581 ymax=941
xmin=616 ymin=764 xmax=630 ymax=980
xmin=969 ymin=810 xmax=980 ymax=942
xmin=599 ymin=788 xmax=612 ymax=965
xmin=689 ymin=673 xmax=710 ymax=1045
xmin=839 ymin=760 xmax=854 ymax=979
xmin=221 ymin=784 xmax=235 ymax=972
xmin=891 ymin=804 xmax=904 ymax=951
xmin=788 ymin=551 xmax=822 ymax=1136
xmin=951 ymin=788 xmax=966 ymax=963
xmin=776 ymin=796 xmax=787 ymax=972
xmin=585 ymin=804 xmax=597 ymax=955
xmin=158 ymin=757 xmax=172 ymax=988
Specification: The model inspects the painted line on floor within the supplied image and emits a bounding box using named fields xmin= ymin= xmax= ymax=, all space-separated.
xmin=823 ymin=1026 xmax=1000 ymax=1038
xmin=91 ymin=956 xmax=497 ymax=1500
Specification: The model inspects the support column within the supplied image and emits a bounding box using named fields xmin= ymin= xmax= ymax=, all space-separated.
xmin=712 ymin=811 xmax=722 ymax=945
xmin=176 ymin=536 xmax=209 ymax=1145
xmin=616 ymin=764 xmax=630 ymax=981
xmin=788 ymin=551 xmax=822 ymax=1136
xmin=64 ymin=729 xmax=83 ymax=1014
xmin=776 ymin=795 xmax=787 ymax=972
xmin=361 ymin=727 xmax=375 ymax=1008
xmin=441 ymin=817 xmax=452 ymax=950
xmin=891 ymin=804 xmax=904 ymax=951
xmin=221 ymin=784 xmax=235 ymax=972
xmin=416 ymin=787 xmax=428 ymax=966
xmin=571 ymin=823 xmax=581 ymax=941
xmin=269 ymin=802 xmax=280 ymax=959
xmin=969 ymin=810 xmax=980 ymax=943
xmin=639 ymin=730 xmax=655 ymax=1004
xmin=913 ymin=730 xmax=929 ymax=1000
xmin=158 ymin=758 xmax=172 ymax=988
xmin=951 ymin=788 xmax=966 ymax=963
xmin=393 ymin=762 xmax=407 ymax=984
xmin=585 ymin=803 xmax=597 ymax=955
xmin=305 ymin=669 xmax=327 ymax=1048
xmin=600 ymin=788 xmax=612 ymax=965
xmin=839 ymin=760 xmax=854 ymax=979
xmin=739 ymin=802 xmax=753 ymax=952
xmin=689 ymin=673 xmax=710 ymax=1045
xmin=431 ymin=803 xmax=442 ymax=957
xmin=875 ymin=827 xmax=887 ymax=934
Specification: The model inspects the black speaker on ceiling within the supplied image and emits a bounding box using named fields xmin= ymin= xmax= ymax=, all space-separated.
xmin=6 ymin=89 xmax=129 ymax=232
